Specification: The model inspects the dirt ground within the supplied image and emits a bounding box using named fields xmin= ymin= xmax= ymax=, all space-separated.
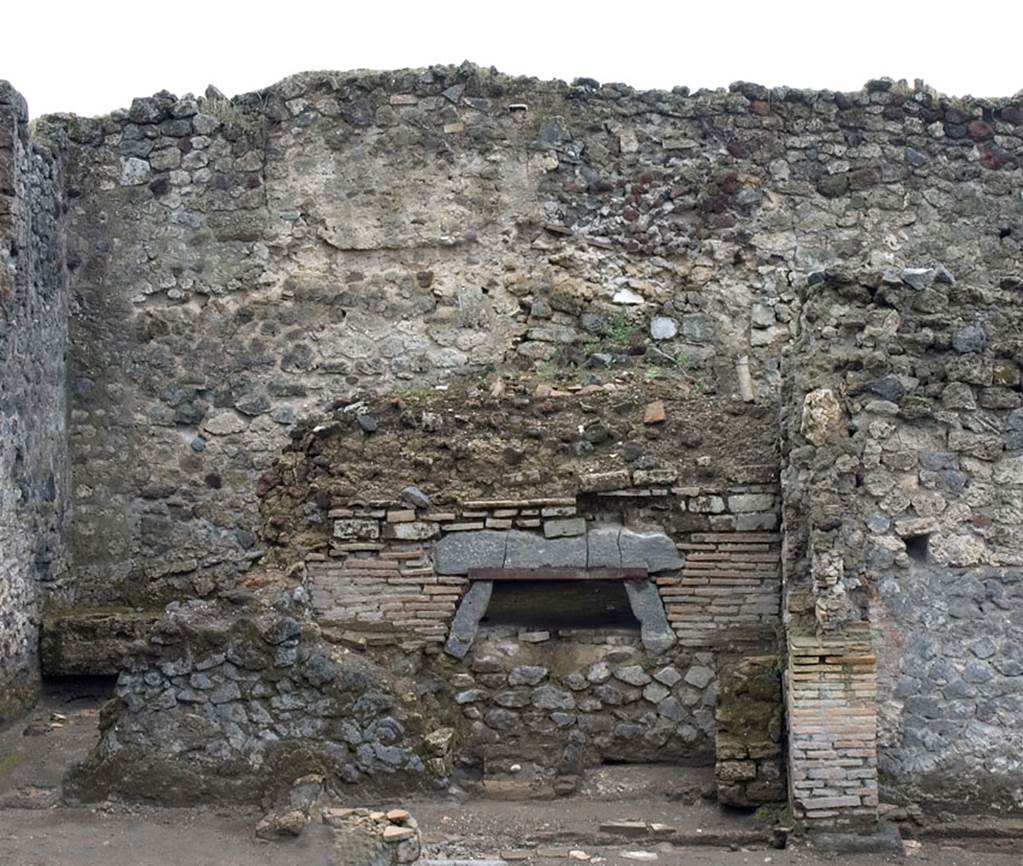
xmin=1 ymin=680 xmax=1020 ymax=866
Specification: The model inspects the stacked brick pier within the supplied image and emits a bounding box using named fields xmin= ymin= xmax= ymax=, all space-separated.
xmin=786 ymin=624 xmax=879 ymax=823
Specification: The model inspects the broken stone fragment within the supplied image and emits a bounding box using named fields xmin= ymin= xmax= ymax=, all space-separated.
xmin=649 ymin=317 xmax=678 ymax=340
xmin=643 ymin=400 xmax=666 ymax=424
xmin=901 ymin=267 xmax=936 ymax=291
xmin=799 ymin=388 xmax=844 ymax=446
xmin=612 ymin=287 xmax=645 ymax=305
xmin=422 ymin=727 xmax=454 ymax=756
xmin=382 ymin=824 xmax=415 ymax=841
xmin=400 ymin=485 xmax=431 ymax=508
xmin=255 ymin=808 xmax=307 ymax=839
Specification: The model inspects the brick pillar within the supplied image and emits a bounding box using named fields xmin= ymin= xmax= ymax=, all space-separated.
xmin=786 ymin=623 xmax=880 ymax=825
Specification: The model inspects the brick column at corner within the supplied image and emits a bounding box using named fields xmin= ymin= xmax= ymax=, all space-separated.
xmin=786 ymin=623 xmax=880 ymax=825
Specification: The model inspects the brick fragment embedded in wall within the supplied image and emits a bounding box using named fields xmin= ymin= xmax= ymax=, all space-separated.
xmin=786 ymin=624 xmax=879 ymax=824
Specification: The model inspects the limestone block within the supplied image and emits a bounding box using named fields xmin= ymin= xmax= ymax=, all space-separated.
xmin=800 ymin=388 xmax=844 ymax=446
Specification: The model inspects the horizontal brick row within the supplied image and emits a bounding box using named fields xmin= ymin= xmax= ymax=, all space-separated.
xmin=787 ymin=627 xmax=880 ymax=824
xmin=659 ymin=527 xmax=782 ymax=648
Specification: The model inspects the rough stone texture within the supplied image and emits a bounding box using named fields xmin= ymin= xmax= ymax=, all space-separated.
xmin=31 ymin=65 xmax=890 ymax=608
xmin=453 ymin=630 xmax=717 ymax=775
xmin=0 ymin=81 xmax=69 ymax=722
xmin=434 ymin=531 xmax=508 ymax=575
xmin=40 ymin=607 xmax=162 ymax=675
xmin=781 ymin=267 xmax=1023 ymax=818
xmin=3 ymin=66 xmax=1023 ymax=823
xmin=715 ymin=655 xmax=785 ymax=806
xmin=324 ymin=807 xmax=422 ymax=865
xmin=504 ymin=530 xmax=587 ymax=569
xmin=875 ymin=562 xmax=1023 ymax=812
xmin=619 ymin=530 xmax=684 ymax=573
xmin=65 ymin=594 xmax=458 ymax=804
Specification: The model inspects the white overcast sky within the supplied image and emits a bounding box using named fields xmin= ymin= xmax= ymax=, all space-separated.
xmin=6 ymin=1 xmax=1023 ymax=118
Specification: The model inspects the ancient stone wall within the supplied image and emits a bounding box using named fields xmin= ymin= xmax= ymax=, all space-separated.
xmin=780 ymin=267 xmax=1023 ymax=817
xmin=715 ymin=655 xmax=785 ymax=807
xmin=54 ymin=69 xmax=806 ymax=608
xmin=7 ymin=64 xmax=1023 ymax=823
xmin=0 ymin=82 xmax=69 ymax=723
xmin=300 ymin=472 xmax=780 ymax=652
xmin=254 ymin=381 xmax=784 ymax=791
xmin=65 ymin=595 xmax=460 ymax=804
xmin=451 ymin=629 xmax=720 ymax=793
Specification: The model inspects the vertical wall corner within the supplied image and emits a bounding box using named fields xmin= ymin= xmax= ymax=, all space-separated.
xmin=0 ymin=80 xmax=70 ymax=724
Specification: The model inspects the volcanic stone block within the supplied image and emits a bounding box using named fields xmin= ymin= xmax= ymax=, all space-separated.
xmin=587 ymin=526 xmax=623 ymax=568
xmin=614 ymin=665 xmax=652 ymax=686
xmin=619 ymin=530 xmax=683 ymax=572
xmin=685 ymin=665 xmax=714 ymax=688
xmin=444 ymin=581 xmax=493 ymax=659
xmin=433 ymin=530 xmax=507 ymax=575
xmin=504 ymin=531 xmax=586 ymax=569
xmin=624 ymin=580 xmax=677 ymax=655
xmin=532 ymin=686 xmax=575 ymax=710
xmin=508 ymin=665 xmax=548 ymax=686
